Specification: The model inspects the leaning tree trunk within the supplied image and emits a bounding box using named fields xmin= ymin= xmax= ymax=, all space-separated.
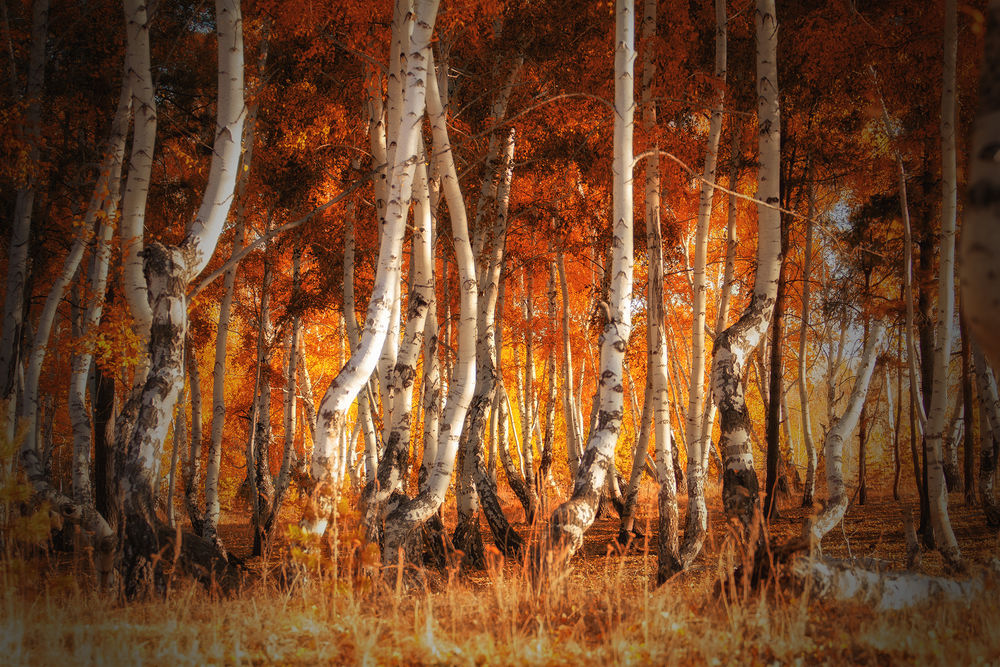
xmin=921 ymin=0 xmax=963 ymax=569
xmin=301 ymin=0 xmax=439 ymax=541
xmin=548 ymin=0 xmax=634 ymax=560
xmin=710 ymin=0 xmax=782 ymax=533
xmin=382 ymin=49 xmax=477 ymax=565
xmin=810 ymin=321 xmax=884 ymax=544
xmin=962 ymin=0 xmax=1000 ymax=368
xmin=119 ymin=0 xmax=245 ymax=598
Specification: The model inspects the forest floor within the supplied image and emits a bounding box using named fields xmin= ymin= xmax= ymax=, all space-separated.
xmin=3 ymin=482 xmax=1000 ymax=665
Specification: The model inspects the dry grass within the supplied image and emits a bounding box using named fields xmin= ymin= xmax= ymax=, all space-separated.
xmin=3 ymin=482 xmax=1000 ymax=665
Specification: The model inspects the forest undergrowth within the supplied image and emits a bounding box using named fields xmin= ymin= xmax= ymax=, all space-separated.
xmin=3 ymin=473 xmax=999 ymax=666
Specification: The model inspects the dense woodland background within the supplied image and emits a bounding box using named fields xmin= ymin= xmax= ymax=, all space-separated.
xmin=3 ymin=0 xmax=1000 ymax=661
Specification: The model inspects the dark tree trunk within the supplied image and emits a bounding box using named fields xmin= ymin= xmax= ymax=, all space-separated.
xmin=961 ymin=311 xmax=977 ymax=505
xmin=93 ymin=357 xmax=116 ymax=519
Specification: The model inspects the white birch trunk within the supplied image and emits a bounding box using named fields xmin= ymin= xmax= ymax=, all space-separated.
xmin=557 ymin=249 xmax=582 ymax=478
xmin=120 ymin=0 xmax=156 ymax=378
xmin=921 ymin=0 xmax=962 ymax=567
xmin=120 ymin=0 xmax=244 ymax=596
xmin=811 ymin=322 xmax=884 ymax=544
xmin=383 ymin=50 xmax=477 ymax=562
xmin=683 ymin=0 xmax=726 ymax=536
xmin=361 ymin=152 xmax=434 ymax=539
xmin=548 ymin=0 xmax=634 ymax=558
xmin=710 ymin=0 xmax=782 ymax=531
xmin=303 ymin=0 xmax=438 ymax=538
xmin=799 ymin=180 xmax=817 ymax=506
xmin=680 ymin=0 xmax=727 ymax=568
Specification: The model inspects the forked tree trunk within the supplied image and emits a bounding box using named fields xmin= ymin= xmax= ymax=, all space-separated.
xmin=119 ymin=0 xmax=245 ymax=597
xmin=962 ymin=0 xmax=1000 ymax=367
xmin=454 ymin=128 xmax=524 ymax=559
xmin=710 ymin=0 xmax=782 ymax=532
xmin=548 ymin=0 xmax=634 ymax=560
xmin=383 ymin=50 xmax=477 ymax=564
xmin=361 ymin=152 xmax=434 ymax=542
xmin=302 ymin=0 xmax=438 ymax=540
xmin=810 ymin=322 xmax=884 ymax=544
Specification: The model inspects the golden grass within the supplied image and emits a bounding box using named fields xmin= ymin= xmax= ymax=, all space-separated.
xmin=3 ymin=506 xmax=1000 ymax=667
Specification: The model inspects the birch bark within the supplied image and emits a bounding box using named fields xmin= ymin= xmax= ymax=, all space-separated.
xmin=921 ymin=0 xmax=962 ymax=568
xmin=383 ymin=51 xmax=477 ymax=563
xmin=119 ymin=0 xmax=245 ymax=597
xmin=548 ymin=0 xmax=634 ymax=559
xmin=811 ymin=322 xmax=884 ymax=544
xmin=303 ymin=0 xmax=438 ymax=538
xmin=710 ymin=0 xmax=782 ymax=532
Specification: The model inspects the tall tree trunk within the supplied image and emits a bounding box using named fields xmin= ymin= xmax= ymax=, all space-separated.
xmin=682 ymin=0 xmax=726 ymax=560
xmin=383 ymin=49 xmax=477 ymax=564
xmin=302 ymin=0 xmax=439 ymax=540
xmin=548 ymin=0 xmax=634 ymax=560
xmin=183 ymin=337 xmax=204 ymax=534
xmin=763 ymin=216 xmax=788 ymax=520
xmin=556 ymin=250 xmax=582 ymax=479
xmin=799 ymin=180 xmax=817 ymax=507
xmin=710 ymin=0 xmax=782 ymax=533
xmin=454 ymin=128 xmax=523 ymax=559
xmin=921 ymin=0 xmax=962 ymax=568
xmin=361 ymin=151 xmax=434 ymax=542
xmin=119 ymin=0 xmax=245 ymax=597
xmin=119 ymin=0 xmax=156 ymax=382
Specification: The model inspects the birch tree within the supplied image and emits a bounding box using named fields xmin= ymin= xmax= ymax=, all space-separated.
xmin=810 ymin=322 xmax=884 ymax=544
xmin=119 ymin=0 xmax=245 ymax=596
xmin=920 ymin=0 xmax=962 ymax=568
xmin=301 ymin=0 xmax=439 ymax=540
xmin=709 ymin=0 xmax=781 ymax=531
xmin=548 ymin=0 xmax=634 ymax=559
xmin=383 ymin=48 xmax=477 ymax=564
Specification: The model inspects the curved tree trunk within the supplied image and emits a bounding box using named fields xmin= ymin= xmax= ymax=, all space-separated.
xmin=119 ymin=0 xmax=245 ymax=597
xmin=383 ymin=50 xmax=477 ymax=565
xmin=710 ymin=0 xmax=782 ymax=533
xmin=453 ymin=128 xmax=524 ymax=559
xmin=811 ymin=322 xmax=884 ymax=544
xmin=302 ymin=0 xmax=438 ymax=540
xmin=548 ymin=0 xmax=634 ymax=560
